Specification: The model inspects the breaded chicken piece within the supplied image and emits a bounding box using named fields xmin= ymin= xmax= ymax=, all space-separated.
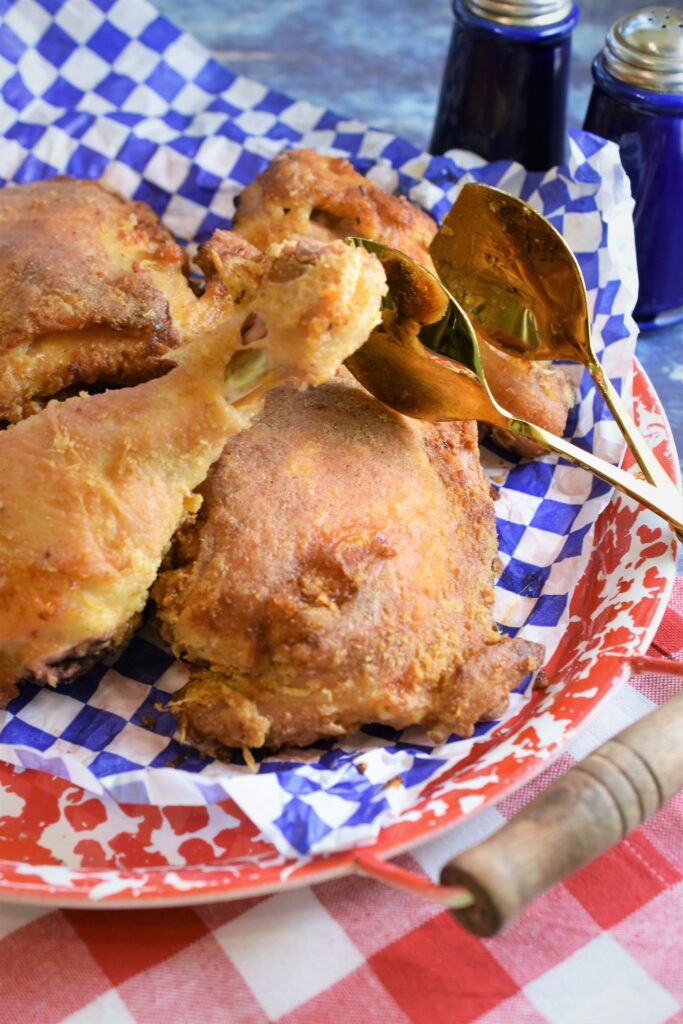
xmin=0 ymin=178 xmax=224 ymax=422
xmin=233 ymin=148 xmax=572 ymax=450
xmin=233 ymin=147 xmax=437 ymax=269
xmin=0 ymin=238 xmax=386 ymax=702
xmin=154 ymin=373 xmax=543 ymax=749
xmin=481 ymin=342 xmax=574 ymax=454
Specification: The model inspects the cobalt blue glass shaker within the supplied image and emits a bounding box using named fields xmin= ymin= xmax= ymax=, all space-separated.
xmin=430 ymin=0 xmax=579 ymax=171
xmin=583 ymin=8 xmax=683 ymax=330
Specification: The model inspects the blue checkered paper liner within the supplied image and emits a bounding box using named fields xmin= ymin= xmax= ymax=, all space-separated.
xmin=0 ymin=0 xmax=639 ymax=858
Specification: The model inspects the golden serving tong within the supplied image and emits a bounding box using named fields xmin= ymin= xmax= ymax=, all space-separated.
xmin=343 ymin=236 xmax=683 ymax=535
xmin=431 ymin=182 xmax=679 ymax=500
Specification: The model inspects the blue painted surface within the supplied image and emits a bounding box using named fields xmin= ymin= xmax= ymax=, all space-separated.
xmin=156 ymin=0 xmax=682 ymax=469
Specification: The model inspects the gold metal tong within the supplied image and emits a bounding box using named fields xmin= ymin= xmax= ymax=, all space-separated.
xmin=343 ymin=195 xmax=683 ymax=534
xmin=431 ymin=182 xmax=679 ymax=500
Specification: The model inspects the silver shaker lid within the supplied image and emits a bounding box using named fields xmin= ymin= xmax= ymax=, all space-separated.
xmin=603 ymin=7 xmax=683 ymax=94
xmin=463 ymin=0 xmax=574 ymax=28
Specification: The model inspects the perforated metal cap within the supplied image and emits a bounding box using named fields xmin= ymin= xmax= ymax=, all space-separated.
xmin=464 ymin=0 xmax=574 ymax=27
xmin=603 ymin=7 xmax=683 ymax=93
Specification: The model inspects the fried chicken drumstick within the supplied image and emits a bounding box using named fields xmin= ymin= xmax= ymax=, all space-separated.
xmin=233 ymin=148 xmax=572 ymax=448
xmin=154 ymin=372 xmax=543 ymax=749
xmin=0 ymin=237 xmax=385 ymax=703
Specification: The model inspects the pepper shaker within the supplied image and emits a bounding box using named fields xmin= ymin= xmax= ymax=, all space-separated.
xmin=430 ymin=0 xmax=579 ymax=171
xmin=583 ymin=7 xmax=683 ymax=330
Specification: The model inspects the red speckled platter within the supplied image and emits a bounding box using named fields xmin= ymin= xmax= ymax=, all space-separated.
xmin=0 ymin=361 xmax=677 ymax=908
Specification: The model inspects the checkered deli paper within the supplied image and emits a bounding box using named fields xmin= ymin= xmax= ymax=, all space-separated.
xmin=0 ymin=0 xmax=639 ymax=859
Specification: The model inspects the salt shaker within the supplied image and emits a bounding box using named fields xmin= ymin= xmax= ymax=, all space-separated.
xmin=430 ymin=0 xmax=579 ymax=171
xmin=583 ymin=8 xmax=683 ymax=329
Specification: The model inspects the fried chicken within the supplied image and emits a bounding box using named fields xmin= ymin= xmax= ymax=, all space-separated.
xmin=233 ymin=147 xmax=437 ymax=269
xmin=154 ymin=373 xmax=543 ymax=749
xmin=233 ymin=148 xmax=572 ymax=449
xmin=0 ymin=178 xmax=224 ymax=423
xmin=0 ymin=238 xmax=386 ymax=703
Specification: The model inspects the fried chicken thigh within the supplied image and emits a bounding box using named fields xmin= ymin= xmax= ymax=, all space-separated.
xmin=154 ymin=373 xmax=543 ymax=749
xmin=0 ymin=238 xmax=385 ymax=702
xmin=233 ymin=147 xmax=437 ymax=268
xmin=233 ymin=148 xmax=573 ymax=448
xmin=0 ymin=178 xmax=220 ymax=422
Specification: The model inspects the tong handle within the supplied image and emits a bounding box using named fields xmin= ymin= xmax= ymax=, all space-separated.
xmin=591 ymin=361 xmax=680 ymax=498
xmin=442 ymin=665 xmax=683 ymax=937
xmin=516 ymin=421 xmax=683 ymax=536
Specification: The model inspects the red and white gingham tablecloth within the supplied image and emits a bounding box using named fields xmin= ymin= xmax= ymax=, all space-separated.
xmin=1 ymin=579 xmax=681 ymax=1024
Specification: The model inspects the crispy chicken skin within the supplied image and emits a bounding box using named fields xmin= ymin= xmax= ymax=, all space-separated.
xmin=154 ymin=373 xmax=543 ymax=749
xmin=0 ymin=238 xmax=386 ymax=702
xmin=483 ymin=342 xmax=574 ymax=454
xmin=233 ymin=148 xmax=573 ymax=450
xmin=233 ymin=148 xmax=438 ymax=269
xmin=0 ymin=177 xmax=222 ymax=422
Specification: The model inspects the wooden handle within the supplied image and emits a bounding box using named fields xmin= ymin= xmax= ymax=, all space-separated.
xmin=441 ymin=683 xmax=683 ymax=937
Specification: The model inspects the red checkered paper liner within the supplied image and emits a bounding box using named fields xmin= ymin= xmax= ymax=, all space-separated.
xmin=0 ymin=578 xmax=680 ymax=1024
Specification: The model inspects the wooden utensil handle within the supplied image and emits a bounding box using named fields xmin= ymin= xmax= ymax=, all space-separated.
xmin=442 ymin=680 xmax=683 ymax=937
